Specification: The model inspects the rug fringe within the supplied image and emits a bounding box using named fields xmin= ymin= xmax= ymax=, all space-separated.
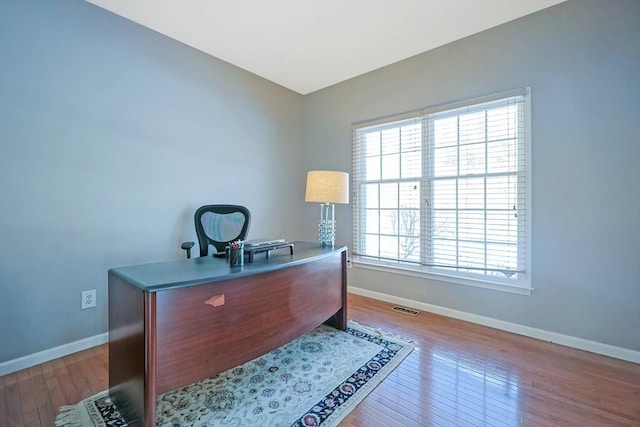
xmin=349 ymin=320 xmax=415 ymax=344
xmin=56 ymin=393 xmax=102 ymax=427
xmin=55 ymin=405 xmax=83 ymax=427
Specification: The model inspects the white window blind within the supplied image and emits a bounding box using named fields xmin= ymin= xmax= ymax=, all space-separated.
xmin=352 ymin=90 xmax=530 ymax=290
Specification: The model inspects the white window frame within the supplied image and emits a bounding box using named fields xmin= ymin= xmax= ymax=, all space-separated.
xmin=352 ymin=89 xmax=532 ymax=295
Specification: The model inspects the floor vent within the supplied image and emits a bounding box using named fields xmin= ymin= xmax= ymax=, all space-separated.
xmin=391 ymin=306 xmax=420 ymax=316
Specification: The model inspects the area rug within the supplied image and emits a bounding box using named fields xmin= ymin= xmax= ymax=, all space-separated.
xmin=56 ymin=321 xmax=413 ymax=427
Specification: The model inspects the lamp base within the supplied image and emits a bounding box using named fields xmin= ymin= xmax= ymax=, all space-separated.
xmin=318 ymin=203 xmax=335 ymax=246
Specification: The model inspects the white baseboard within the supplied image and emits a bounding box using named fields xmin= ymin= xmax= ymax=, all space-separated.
xmin=349 ymin=286 xmax=640 ymax=364
xmin=0 ymin=333 xmax=109 ymax=376
xmin=3 ymin=287 xmax=637 ymax=375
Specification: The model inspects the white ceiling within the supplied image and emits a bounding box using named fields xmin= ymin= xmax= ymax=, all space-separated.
xmin=87 ymin=0 xmax=565 ymax=95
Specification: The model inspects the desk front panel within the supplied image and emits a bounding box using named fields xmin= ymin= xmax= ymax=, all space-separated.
xmin=153 ymin=250 xmax=344 ymax=394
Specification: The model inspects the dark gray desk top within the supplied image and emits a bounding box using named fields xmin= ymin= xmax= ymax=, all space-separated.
xmin=108 ymin=241 xmax=346 ymax=292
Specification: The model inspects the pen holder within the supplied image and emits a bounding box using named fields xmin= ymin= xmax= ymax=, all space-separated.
xmin=229 ymin=248 xmax=244 ymax=267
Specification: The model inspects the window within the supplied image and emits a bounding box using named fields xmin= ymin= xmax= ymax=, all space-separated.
xmin=352 ymin=89 xmax=531 ymax=293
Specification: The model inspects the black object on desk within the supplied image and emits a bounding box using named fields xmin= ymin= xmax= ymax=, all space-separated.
xmin=244 ymin=242 xmax=294 ymax=262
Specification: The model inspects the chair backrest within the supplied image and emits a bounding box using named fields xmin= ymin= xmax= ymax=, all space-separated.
xmin=194 ymin=205 xmax=251 ymax=257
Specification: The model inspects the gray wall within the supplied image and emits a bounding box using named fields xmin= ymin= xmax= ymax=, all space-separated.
xmin=300 ymin=0 xmax=640 ymax=351
xmin=0 ymin=1 xmax=305 ymax=363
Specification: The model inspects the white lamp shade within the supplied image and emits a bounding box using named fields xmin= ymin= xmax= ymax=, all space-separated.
xmin=305 ymin=171 xmax=349 ymax=204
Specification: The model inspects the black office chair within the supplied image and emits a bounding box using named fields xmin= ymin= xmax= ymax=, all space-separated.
xmin=181 ymin=205 xmax=251 ymax=258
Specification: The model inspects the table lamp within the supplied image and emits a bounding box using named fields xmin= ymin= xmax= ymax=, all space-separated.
xmin=305 ymin=170 xmax=349 ymax=246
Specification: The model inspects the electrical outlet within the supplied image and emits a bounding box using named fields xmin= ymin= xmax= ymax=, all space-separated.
xmin=347 ymin=258 xmax=353 ymax=269
xmin=81 ymin=290 xmax=96 ymax=309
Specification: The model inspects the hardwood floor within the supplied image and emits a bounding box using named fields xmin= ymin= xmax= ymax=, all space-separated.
xmin=1 ymin=293 xmax=638 ymax=426
xmin=344 ymin=294 xmax=640 ymax=427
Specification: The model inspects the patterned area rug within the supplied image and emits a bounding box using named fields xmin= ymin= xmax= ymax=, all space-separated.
xmin=56 ymin=321 xmax=413 ymax=427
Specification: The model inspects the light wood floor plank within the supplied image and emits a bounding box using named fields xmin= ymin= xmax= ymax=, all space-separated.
xmin=28 ymin=365 xmax=55 ymax=426
xmin=50 ymin=356 xmax=81 ymax=405
xmin=16 ymin=369 xmax=39 ymax=427
xmin=41 ymin=361 xmax=67 ymax=417
xmin=3 ymin=373 xmax=24 ymax=427
xmin=0 ymin=374 xmax=6 ymax=426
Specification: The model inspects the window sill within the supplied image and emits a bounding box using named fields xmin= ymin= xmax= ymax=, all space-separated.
xmin=352 ymin=258 xmax=533 ymax=296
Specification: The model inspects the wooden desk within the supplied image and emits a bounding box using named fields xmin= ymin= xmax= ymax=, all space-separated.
xmin=108 ymin=242 xmax=347 ymax=427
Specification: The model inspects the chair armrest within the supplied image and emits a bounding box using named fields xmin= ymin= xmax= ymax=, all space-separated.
xmin=181 ymin=241 xmax=195 ymax=258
